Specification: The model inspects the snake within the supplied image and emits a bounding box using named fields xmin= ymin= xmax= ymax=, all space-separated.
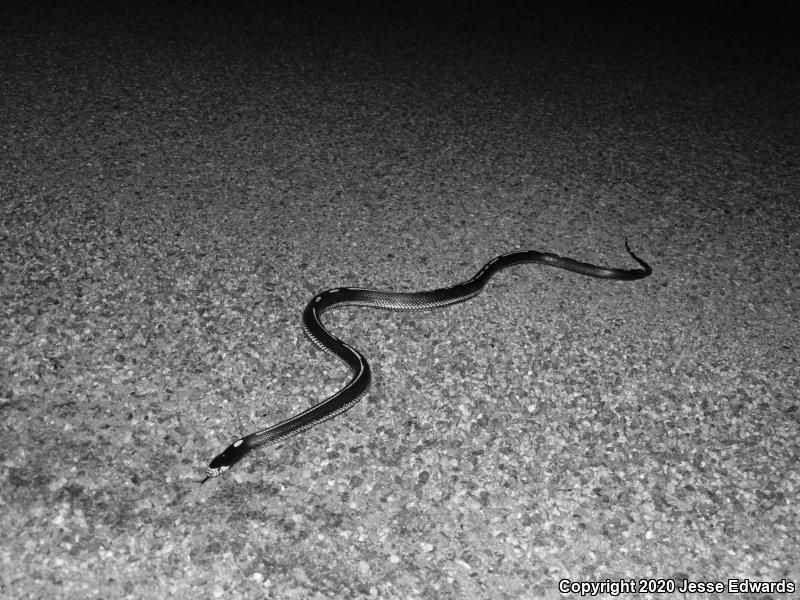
xmin=201 ymin=242 xmax=651 ymax=483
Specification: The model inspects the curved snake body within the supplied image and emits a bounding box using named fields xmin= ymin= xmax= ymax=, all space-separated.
xmin=202 ymin=243 xmax=651 ymax=482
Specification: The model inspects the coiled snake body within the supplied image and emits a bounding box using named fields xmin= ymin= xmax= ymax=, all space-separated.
xmin=202 ymin=242 xmax=651 ymax=483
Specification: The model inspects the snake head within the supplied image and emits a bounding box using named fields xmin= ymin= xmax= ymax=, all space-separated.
xmin=200 ymin=438 xmax=249 ymax=484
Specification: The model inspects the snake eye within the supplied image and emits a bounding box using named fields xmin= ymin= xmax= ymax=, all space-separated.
xmin=208 ymin=438 xmax=249 ymax=472
xmin=201 ymin=440 xmax=250 ymax=484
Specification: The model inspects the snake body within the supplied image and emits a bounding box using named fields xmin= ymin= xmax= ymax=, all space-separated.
xmin=202 ymin=242 xmax=651 ymax=482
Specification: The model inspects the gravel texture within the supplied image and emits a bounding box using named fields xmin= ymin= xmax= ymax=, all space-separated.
xmin=1 ymin=2 xmax=798 ymax=599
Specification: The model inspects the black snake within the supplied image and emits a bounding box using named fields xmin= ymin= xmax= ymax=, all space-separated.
xmin=202 ymin=242 xmax=651 ymax=483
